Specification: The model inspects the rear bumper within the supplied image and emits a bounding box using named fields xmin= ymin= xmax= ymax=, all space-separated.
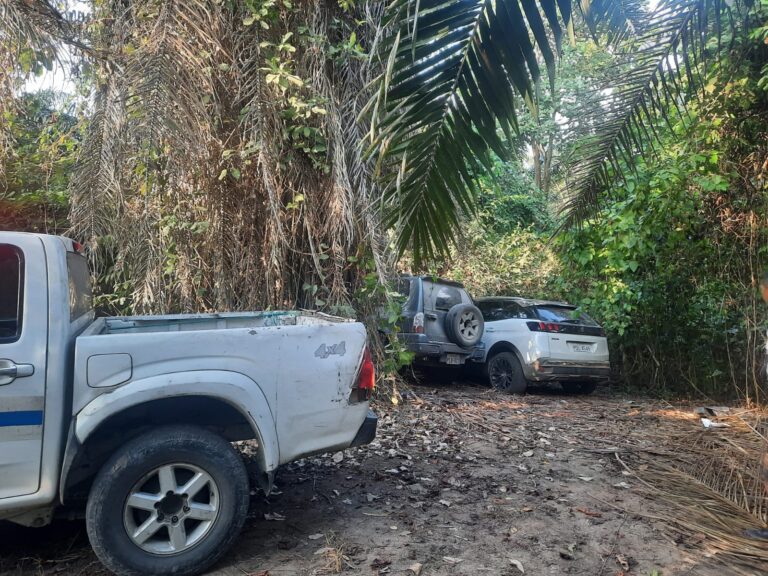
xmin=399 ymin=334 xmax=484 ymax=365
xmin=525 ymin=359 xmax=610 ymax=382
xmin=349 ymin=409 xmax=378 ymax=447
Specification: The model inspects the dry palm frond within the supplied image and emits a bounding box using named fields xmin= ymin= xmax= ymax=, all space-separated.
xmin=618 ymin=408 xmax=768 ymax=574
xmin=626 ymin=463 xmax=768 ymax=574
xmin=68 ymin=77 xmax=126 ymax=243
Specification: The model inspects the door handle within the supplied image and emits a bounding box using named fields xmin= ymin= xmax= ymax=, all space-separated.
xmin=0 ymin=361 xmax=34 ymax=385
xmin=425 ymin=313 xmax=438 ymax=320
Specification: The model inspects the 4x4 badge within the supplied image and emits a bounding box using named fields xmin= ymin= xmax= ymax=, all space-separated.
xmin=314 ymin=342 xmax=347 ymax=359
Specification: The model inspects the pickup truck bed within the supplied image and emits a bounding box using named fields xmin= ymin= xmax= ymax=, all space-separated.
xmin=92 ymin=310 xmax=345 ymax=335
xmin=74 ymin=310 xmax=370 ymax=468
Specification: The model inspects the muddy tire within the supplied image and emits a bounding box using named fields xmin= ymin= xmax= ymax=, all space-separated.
xmin=486 ymin=352 xmax=527 ymax=394
xmin=560 ymin=381 xmax=598 ymax=395
xmin=86 ymin=425 xmax=250 ymax=576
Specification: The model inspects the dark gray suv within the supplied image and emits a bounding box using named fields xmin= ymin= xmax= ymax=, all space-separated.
xmin=396 ymin=276 xmax=485 ymax=367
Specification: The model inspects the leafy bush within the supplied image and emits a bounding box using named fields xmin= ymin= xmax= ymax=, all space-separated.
xmin=444 ymin=227 xmax=560 ymax=300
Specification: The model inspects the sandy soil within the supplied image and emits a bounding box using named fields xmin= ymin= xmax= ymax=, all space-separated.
xmin=0 ymin=383 xmax=738 ymax=576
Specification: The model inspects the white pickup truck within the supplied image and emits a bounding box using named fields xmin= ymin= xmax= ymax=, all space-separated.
xmin=0 ymin=232 xmax=377 ymax=576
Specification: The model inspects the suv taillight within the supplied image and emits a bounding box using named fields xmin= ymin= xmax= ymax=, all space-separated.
xmin=526 ymin=321 xmax=563 ymax=333
xmin=413 ymin=312 xmax=425 ymax=334
xmin=353 ymin=348 xmax=375 ymax=401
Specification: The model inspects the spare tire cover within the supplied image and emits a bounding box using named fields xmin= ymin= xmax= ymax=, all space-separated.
xmin=445 ymin=304 xmax=484 ymax=348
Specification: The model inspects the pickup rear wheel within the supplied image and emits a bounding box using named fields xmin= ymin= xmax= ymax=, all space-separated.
xmin=86 ymin=425 xmax=249 ymax=576
xmin=486 ymin=352 xmax=527 ymax=394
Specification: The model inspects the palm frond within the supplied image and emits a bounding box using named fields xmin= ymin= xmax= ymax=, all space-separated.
xmin=561 ymin=0 xmax=747 ymax=226
xmin=121 ymin=0 xmax=221 ymax=161
xmin=367 ymin=0 xmax=568 ymax=263
xmin=579 ymin=0 xmax=649 ymax=43
xmin=68 ymin=76 xmax=126 ymax=243
xmin=0 ymin=0 xmax=82 ymax=51
xmin=369 ymin=0 xmax=753 ymax=261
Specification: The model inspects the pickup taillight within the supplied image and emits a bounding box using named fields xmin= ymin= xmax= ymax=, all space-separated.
xmin=352 ymin=347 xmax=375 ymax=402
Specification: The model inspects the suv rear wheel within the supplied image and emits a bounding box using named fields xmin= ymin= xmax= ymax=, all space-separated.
xmin=86 ymin=425 xmax=250 ymax=576
xmin=445 ymin=304 xmax=484 ymax=347
xmin=486 ymin=352 xmax=527 ymax=394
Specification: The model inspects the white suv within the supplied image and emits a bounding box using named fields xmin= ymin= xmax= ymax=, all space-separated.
xmin=475 ymin=297 xmax=609 ymax=394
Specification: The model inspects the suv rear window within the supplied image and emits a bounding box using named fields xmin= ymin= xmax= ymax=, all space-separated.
xmin=477 ymin=300 xmax=532 ymax=321
xmin=433 ymin=285 xmax=462 ymax=311
xmin=0 ymin=244 xmax=23 ymax=342
xmin=534 ymin=305 xmax=598 ymax=326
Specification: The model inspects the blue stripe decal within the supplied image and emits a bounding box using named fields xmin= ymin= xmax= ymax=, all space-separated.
xmin=0 ymin=411 xmax=44 ymax=427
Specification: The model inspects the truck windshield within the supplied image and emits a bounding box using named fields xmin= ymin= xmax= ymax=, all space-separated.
xmin=67 ymin=252 xmax=93 ymax=320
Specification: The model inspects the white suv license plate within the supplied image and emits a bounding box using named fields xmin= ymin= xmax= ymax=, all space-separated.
xmin=570 ymin=343 xmax=594 ymax=353
xmin=445 ymin=354 xmax=462 ymax=365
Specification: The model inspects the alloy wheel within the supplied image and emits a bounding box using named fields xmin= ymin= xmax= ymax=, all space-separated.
xmin=489 ymin=356 xmax=514 ymax=390
xmin=123 ymin=463 xmax=220 ymax=555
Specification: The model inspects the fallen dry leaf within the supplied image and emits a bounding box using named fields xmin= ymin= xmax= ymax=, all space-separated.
xmin=443 ymin=556 xmax=463 ymax=565
xmin=509 ymin=558 xmax=525 ymax=573
xmin=407 ymin=562 xmax=423 ymax=575
xmin=576 ymin=507 xmax=603 ymax=518
xmin=616 ymin=554 xmax=630 ymax=571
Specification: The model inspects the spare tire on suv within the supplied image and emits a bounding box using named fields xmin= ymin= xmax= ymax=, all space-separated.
xmin=445 ymin=303 xmax=484 ymax=348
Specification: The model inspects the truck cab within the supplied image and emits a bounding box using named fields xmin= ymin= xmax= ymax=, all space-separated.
xmin=1 ymin=234 xmax=92 ymax=509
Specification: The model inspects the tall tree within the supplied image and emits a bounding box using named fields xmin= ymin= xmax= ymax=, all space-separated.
xmin=1 ymin=0 xmax=392 ymax=314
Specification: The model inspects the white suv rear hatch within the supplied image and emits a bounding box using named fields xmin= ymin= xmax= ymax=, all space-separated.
xmin=532 ymin=304 xmax=609 ymax=364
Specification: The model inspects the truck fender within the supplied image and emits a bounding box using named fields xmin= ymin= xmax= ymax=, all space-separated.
xmin=69 ymin=370 xmax=279 ymax=483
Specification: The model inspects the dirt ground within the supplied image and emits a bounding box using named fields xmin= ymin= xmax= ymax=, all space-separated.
xmin=0 ymin=382 xmax=755 ymax=576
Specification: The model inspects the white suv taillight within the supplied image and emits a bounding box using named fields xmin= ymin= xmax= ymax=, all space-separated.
xmin=413 ymin=312 xmax=425 ymax=334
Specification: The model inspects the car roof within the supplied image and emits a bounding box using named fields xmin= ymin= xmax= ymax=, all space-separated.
xmin=475 ymin=296 xmax=573 ymax=308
